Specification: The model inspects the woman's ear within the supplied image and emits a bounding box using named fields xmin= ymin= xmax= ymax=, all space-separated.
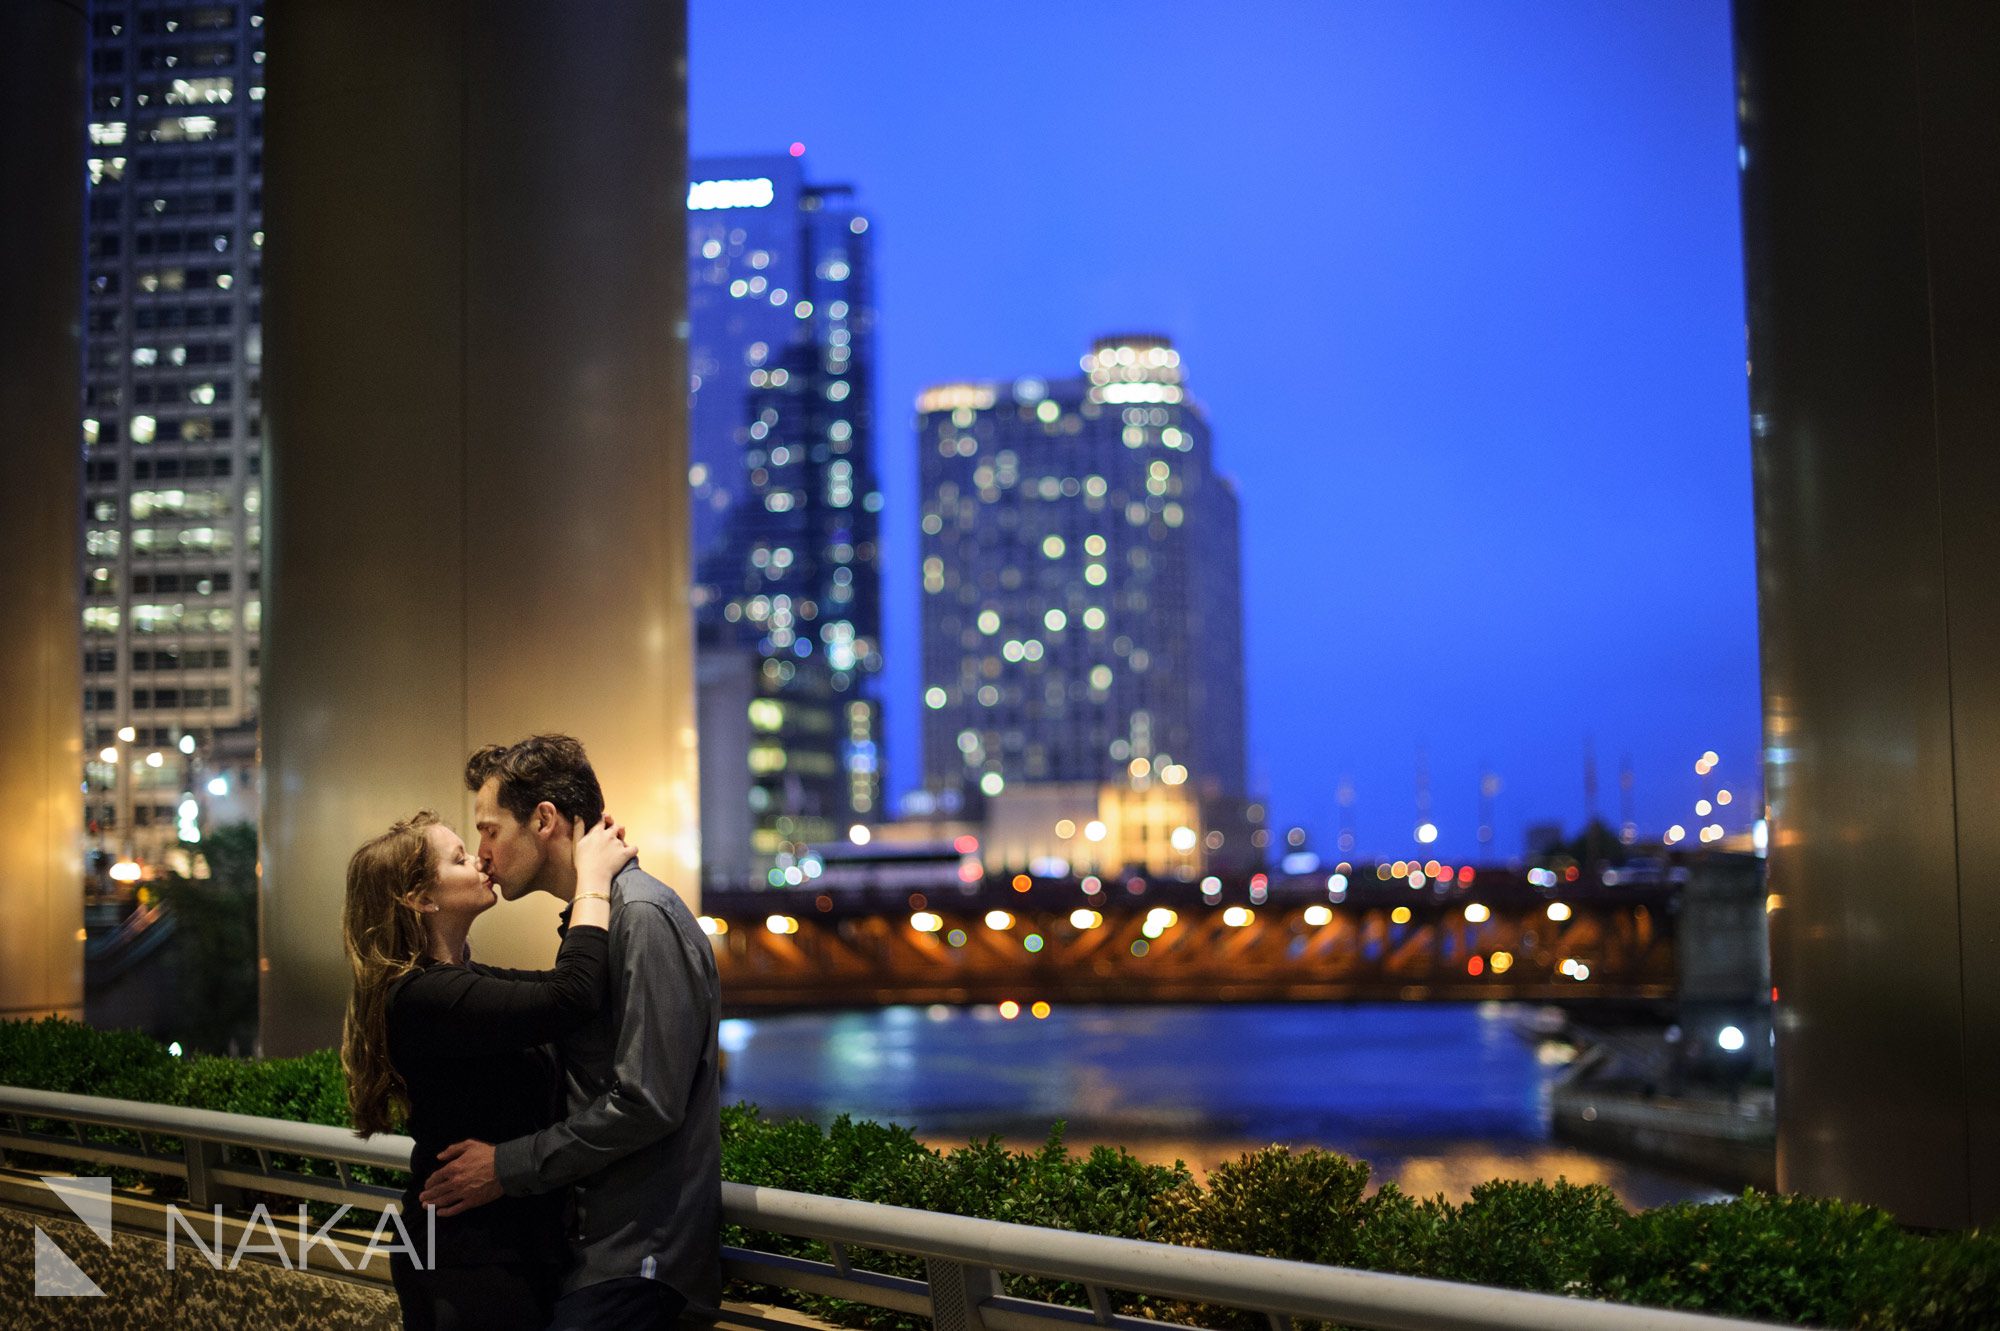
xmin=400 ymin=890 xmax=439 ymax=916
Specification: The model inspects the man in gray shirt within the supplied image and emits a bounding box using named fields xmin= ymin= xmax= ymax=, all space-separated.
xmin=421 ymin=734 xmax=722 ymax=1330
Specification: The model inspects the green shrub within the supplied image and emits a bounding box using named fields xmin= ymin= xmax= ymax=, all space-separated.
xmin=717 ymin=1107 xmax=934 ymax=1330
xmin=1859 ymin=1229 xmax=2000 ymax=1331
xmin=818 ymin=1113 xmax=936 ymax=1204
xmin=1151 ymin=1146 xmax=1414 ymax=1330
xmin=720 ymin=1101 xmax=842 ymax=1195
xmin=1062 ymin=1138 xmax=1196 ymax=1242
xmin=880 ymin=1128 xmax=1191 ymax=1318
xmin=170 ymin=1047 xmax=376 ymax=1190
xmin=0 ymin=1021 xmax=363 ymax=1197
xmin=171 ymin=1048 xmax=349 ymax=1126
xmin=0 ymin=1017 xmax=185 ymax=1186
xmin=1349 ymin=1182 xmax=1455 ymax=1277
xmin=1595 ymin=1190 xmax=1908 ymax=1326
xmin=0 ymin=1015 xmax=179 ymax=1104
xmin=1440 ymin=1178 xmax=1626 ymax=1294
xmin=718 ymin=1112 xmax=1188 ymax=1330
xmin=1157 ymin=1145 xmax=1377 ymax=1266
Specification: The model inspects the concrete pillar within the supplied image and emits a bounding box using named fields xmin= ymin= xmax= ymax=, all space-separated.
xmin=0 ymin=0 xmax=87 ymax=1022
xmin=260 ymin=2 xmax=696 ymax=1054
xmin=1737 ymin=0 xmax=2000 ymax=1226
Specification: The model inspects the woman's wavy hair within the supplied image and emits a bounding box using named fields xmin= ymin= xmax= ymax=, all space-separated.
xmin=340 ymin=810 xmax=442 ymax=1136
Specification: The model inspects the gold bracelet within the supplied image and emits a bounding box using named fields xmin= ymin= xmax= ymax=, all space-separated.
xmin=573 ymin=891 xmax=612 ymax=904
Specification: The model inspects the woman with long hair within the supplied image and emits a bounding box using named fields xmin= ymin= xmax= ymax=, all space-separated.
xmin=342 ymin=808 xmax=632 ymax=1331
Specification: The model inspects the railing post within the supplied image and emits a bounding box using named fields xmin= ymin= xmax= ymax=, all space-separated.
xmin=184 ymin=1136 xmax=242 ymax=1211
xmin=925 ymin=1258 xmax=998 ymax=1331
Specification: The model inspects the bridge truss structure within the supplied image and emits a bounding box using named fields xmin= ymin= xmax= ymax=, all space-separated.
xmin=701 ymin=867 xmax=1680 ymax=1010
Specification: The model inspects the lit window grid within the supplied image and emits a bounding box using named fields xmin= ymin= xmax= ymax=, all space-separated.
xmin=687 ymin=165 xmax=878 ymax=567
xmin=688 ymin=160 xmax=886 ymax=858
xmin=82 ymin=7 xmax=267 ymax=862
xmin=917 ymin=376 xmax=1222 ymax=803
xmin=691 ymin=173 xmax=881 ymax=685
xmin=707 ymin=361 xmax=882 ymax=681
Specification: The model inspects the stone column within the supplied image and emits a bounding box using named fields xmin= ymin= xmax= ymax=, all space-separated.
xmin=260 ymin=1 xmax=695 ymax=1054
xmin=1737 ymin=0 xmax=2000 ymax=1226
xmin=0 ymin=0 xmax=87 ymax=1022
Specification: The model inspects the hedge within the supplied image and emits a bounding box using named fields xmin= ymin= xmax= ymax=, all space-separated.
xmin=1 ymin=1017 xmax=1993 ymax=1330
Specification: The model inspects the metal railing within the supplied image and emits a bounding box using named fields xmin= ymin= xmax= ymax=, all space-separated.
xmin=0 ymin=1084 xmax=1785 ymax=1331
xmin=83 ymin=901 xmax=177 ymax=985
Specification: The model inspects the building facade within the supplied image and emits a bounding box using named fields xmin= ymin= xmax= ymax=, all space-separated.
xmin=917 ymin=335 xmax=1254 ymax=872
xmin=687 ymin=153 xmax=884 ymax=879
xmin=81 ymin=1 xmax=266 ymax=876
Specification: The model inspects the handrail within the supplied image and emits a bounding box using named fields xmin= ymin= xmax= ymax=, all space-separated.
xmin=0 ymin=1084 xmax=1787 ymax=1331
xmin=1 ymin=1085 xmax=407 ymax=1168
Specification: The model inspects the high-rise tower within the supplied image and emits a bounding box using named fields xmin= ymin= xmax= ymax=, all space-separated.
xmin=81 ymin=2 xmax=266 ymax=873
xmin=917 ymin=335 xmax=1248 ymax=813
xmin=687 ymin=153 xmax=883 ymax=878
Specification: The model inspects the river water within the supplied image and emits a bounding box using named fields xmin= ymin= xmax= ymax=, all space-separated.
xmin=718 ymin=1001 xmax=1728 ymax=1210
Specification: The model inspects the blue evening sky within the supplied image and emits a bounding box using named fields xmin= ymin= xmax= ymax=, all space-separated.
xmin=690 ymin=0 xmax=1758 ymax=862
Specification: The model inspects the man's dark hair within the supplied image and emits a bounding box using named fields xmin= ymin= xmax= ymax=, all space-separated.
xmin=465 ymin=734 xmax=605 ymax=832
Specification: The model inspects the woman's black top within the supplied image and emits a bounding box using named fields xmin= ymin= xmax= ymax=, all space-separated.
xmin=384 ymin=923 xmax=608 ymax=1268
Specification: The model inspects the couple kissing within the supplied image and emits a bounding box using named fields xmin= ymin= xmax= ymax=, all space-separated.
xmin=340 ymin=734 xmax=721 ymax=1331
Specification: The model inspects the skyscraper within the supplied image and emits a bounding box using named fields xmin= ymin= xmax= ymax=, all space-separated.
xmin=80 ymin=2 xmax=266 ymax=872
xmin=918 ymin=335 xmax=1250 ymax=821
xmin=687 ymin=153 xmax=884 ymax=879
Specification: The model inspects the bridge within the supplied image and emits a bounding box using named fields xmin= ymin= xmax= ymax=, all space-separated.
xmin=700 ymin=861 xmax=1700 ymax=1010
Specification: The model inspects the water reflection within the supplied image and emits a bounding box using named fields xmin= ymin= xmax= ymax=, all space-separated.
xmin=720 ymin=1002 xmax=1728 ymax=1209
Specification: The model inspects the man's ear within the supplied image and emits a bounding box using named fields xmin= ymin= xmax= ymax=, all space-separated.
xmin=533 ymin=801 xmax=568 ymax=843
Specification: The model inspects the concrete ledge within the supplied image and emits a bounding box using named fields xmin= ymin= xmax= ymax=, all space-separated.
xmin=0 ymin=1174 xmax=838 ymax=1330
xmin=0 ymin=1201 xmax=399 ymax=1329
xmin=1551 ymin=1085 xmax=1777 ymax=1192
